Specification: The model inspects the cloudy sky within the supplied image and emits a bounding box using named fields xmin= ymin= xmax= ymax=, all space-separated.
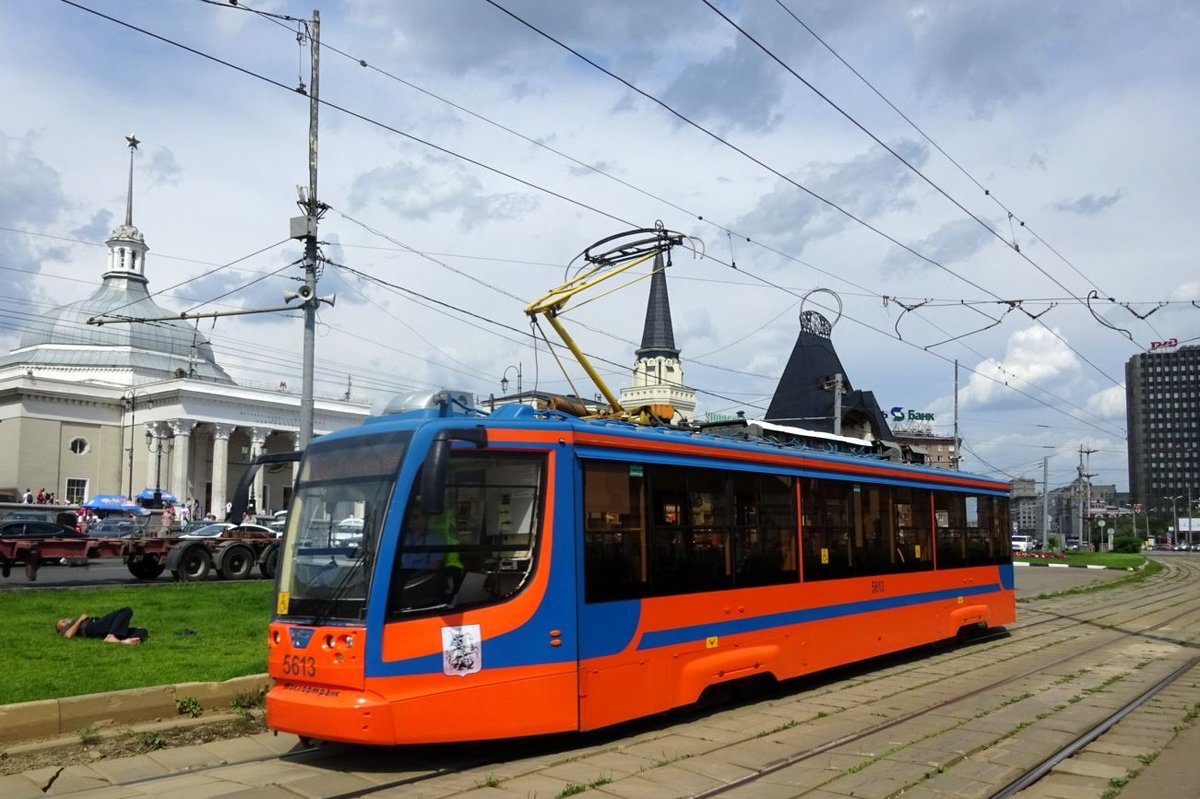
xmin=3 ymin=0 xmax=1198 ymax=493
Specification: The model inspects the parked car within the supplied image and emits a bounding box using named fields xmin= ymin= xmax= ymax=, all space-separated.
xmin=1010 ymin=534 xmax=1035 ymax=553
xmin=0 ymin=519 xmax=85 ymax=539
xmin=1065 ymin=536 xmax=1082 ymax=551
xmin=3 ymin=510 xmax=53 ymax=522
xmin=89 ymin=519 xmax=142 ymax=538
xmin=178 ymin=522 xmax=276 ymax=539
xmin=269 ymin=510 xmax=288 ymax=534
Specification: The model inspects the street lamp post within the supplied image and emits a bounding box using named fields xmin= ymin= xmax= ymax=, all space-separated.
xmin=121 ymin=390 xmax=141 ymax=498
xmin=501 ymin=364 xmax=523 ymax=396
xmin=1169 ymin=495 xmax=1183 ymax=549
xmin=145 ymin=425 xmax=175 ymax=508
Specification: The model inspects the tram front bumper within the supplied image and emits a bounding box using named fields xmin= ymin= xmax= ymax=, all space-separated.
xmin=267 ymin=682 xmax=393 ymax=745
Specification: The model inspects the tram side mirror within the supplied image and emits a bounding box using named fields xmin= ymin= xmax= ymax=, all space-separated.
xmin=419 ymin=426 xmax=488 ymax=514
xmin=230 ymin=451 xmax=304 ymax=525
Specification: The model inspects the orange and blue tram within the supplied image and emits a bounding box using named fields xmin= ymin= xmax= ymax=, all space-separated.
xmin=266 ymin=393 xmax=1014 ymax=744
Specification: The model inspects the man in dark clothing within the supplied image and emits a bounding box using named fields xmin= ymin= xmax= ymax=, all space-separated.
xmin=56 ymin=607 xmax=148 ymax=644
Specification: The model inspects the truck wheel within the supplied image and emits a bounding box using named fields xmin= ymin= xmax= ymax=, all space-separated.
xmin=260 ymin=545 xmax=279 ymax=579
xmin=219 ymin=544 xmax=255 ymax=580
xmin=127 ymin=555 xmax=166 ymax=581
xmin=0 ymin=557 xmax=10 ymax=578
xmin=173 ymin=545 xmax=212 ymax=581
xmin=25 ymin=560 xmax=39 ymax=581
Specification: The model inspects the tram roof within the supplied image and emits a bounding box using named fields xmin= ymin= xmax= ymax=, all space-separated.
xmin=323 ymin=395 xmax=1009 ymax=494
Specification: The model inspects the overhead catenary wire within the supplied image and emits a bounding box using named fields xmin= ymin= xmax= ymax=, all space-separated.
xmin=53 ymin=0 xmax=1129 ymax=441
xmin=483 ymin=0 xmax=1126 ymax=391
xmin=150 ymin=1 xmax=1130 ymax=425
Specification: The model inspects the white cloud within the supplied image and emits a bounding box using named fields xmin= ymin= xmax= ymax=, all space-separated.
xmin=1084 ymin=385 xmax=1126 ymax=421
xmin=959 ymin=326 xmax=1081 ymax=409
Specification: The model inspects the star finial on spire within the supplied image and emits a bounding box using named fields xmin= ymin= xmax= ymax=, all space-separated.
xmin=123 ymin=135 xmax=140 ymax=227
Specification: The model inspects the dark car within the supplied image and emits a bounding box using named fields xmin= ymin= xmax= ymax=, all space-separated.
xmin=89 ymin=519 xmax=142 ymax=538
xmin=4 ymin=510 xmax=52 ymax=521
xmin=0 ymin=519 xmax=85 ymax=539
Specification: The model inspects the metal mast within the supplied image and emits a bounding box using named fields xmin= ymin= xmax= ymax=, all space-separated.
xmin=292 ymin=10 xmax=323 ymax=449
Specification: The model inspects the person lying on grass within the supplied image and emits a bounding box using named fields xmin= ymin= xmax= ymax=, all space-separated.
xmin=55 ymin=607 xmax=148 ymax=645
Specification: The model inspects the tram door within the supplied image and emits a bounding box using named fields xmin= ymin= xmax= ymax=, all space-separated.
xmin=577 ymin=459 xmax=656 ymax=729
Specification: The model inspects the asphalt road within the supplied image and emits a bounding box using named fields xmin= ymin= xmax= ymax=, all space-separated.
xmin=0 ymin=557 xmax=269 ymax=590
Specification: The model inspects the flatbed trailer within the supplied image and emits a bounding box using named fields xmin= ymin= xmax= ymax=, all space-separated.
xmin=0 ymin=532 xmax=281 ymax=582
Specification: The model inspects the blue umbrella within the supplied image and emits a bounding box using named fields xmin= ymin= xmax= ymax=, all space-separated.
xmin=136 ymin=487 xmax=179 ymax=504
xmin=81 ymin=494 xmax=132 ymax=510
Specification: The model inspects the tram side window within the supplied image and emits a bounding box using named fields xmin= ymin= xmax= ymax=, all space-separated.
xmin=582 ymin=461 xmax=797 ymax=601
xmin=977 ymin=495 xmax=1010 ymax=563
xmin=732 ymin=471 xmax=798 ymax=587
xmin=963 ymin=496 xmax=990 ymax=563
xmin=583 ymin=462 xmax=646 ymax=602
xmin=934 ymin=491 xmax=1006 ymax=568
xmin=854 ymin=484 xmax=893 ymax=576
xmin=801 ymin=478 xmax=855 ymax=581
xmin=892 ymin=487 xmax=933 ymax=572
xmin=386 ymin=452 xmax=545 ymax=618
xmin=934 ymin=491 xmax=968 ymax=568
xmin=647 ymin=466 xmax=733 ymax=594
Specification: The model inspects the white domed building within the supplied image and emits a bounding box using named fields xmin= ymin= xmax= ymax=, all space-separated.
xmin=0 ymin=140 xmax=369 ymax=515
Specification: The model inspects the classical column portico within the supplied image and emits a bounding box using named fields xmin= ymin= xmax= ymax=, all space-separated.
xmin=211 ymin=423 xmax=236 ymax=520
xmin=249 ymin=427 xmax=268 ymax=516
xmin=169 ymin=418 xmax=196 ymax=506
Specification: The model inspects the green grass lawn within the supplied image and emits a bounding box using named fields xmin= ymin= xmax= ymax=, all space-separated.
xmin=1013 ymin=551 xmax=1146 ymax=570
xmin=0 ymin=581 xmax=273 ymax=705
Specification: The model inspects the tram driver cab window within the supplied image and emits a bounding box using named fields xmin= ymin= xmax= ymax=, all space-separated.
xmin=386 ymin=452 xmax=546 ymax=618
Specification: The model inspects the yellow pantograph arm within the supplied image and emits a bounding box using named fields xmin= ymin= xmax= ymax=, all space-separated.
xmin=523 ymin=250 xmax=657 ymax=317
xmin=524 ymin=249 xmax=664 ymax=416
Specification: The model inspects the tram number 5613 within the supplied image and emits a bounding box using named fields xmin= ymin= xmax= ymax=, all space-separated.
xmin=282 ymin=654 xmax=317 ymax=678
xmin=870 ymin=580 xmax=885 ymax=594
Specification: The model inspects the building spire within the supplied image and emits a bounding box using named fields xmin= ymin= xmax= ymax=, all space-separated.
xmin=104 ymin=135 xmax=148 ymax=282
xmin=124 ymin=134 xmax=140 ymax=227
xmin=636 ymin=252 xmax=680 ymax=360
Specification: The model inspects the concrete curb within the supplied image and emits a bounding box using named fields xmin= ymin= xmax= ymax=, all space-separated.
xmin=0 ymin=673 xmax=270 ymax=745
xmin=1012 ymin=561 xmax=1129 ymax=569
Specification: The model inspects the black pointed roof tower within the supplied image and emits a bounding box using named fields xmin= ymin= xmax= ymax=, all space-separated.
xmin=636 ymin=252 xmax=679 ymax=360
xmin=765 ymin=307 xmax=894 ymax=441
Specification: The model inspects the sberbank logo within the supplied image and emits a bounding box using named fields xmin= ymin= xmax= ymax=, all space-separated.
xmin=891 ymin=407 xmax=934 ymax=422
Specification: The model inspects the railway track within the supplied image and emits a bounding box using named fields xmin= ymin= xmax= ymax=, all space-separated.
xmin=14 ymin=556 xmax=1200 ymax=798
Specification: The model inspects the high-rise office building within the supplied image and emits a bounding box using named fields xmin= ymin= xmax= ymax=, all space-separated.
xmin=1125 ymin=345 xmax=1200 ymax=508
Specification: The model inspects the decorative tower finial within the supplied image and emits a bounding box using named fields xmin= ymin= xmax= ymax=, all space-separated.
xmin=124 ymin=134 xmax=140 ymax=226
xmin=104 ymin=136 xmax=148 ymax=281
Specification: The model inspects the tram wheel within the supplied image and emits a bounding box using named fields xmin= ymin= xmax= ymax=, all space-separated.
xmin=219 ymin=544 xmax=255 ymax=580
xmin=174 ymin=545 xmax=212 ymax=581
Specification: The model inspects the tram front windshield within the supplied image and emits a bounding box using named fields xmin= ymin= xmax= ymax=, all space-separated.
xmin=275 ymin=430 xmax=410 ymax=623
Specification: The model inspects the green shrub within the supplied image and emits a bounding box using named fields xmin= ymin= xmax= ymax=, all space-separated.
xmin=1112 ymin=534 xmax=1141 ymax=554
xmin=176 ymin=696 xmax=203 ymax=718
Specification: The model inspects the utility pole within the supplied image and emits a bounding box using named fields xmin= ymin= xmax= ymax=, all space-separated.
xmin=289 ymin=10 xmax=330 ymax=450
xmin=1041 ymin=455 xmax=1050 ymax=549
xmin=1188 ymin=485 xmax=1194 ymax=549
xmin=953 ymin=360 xmax=960 ymax=470
xmin=1079 ymin=445 xmax=1097 ymax=549
xmin=831 ymin=373 xmax=843 ymax=436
